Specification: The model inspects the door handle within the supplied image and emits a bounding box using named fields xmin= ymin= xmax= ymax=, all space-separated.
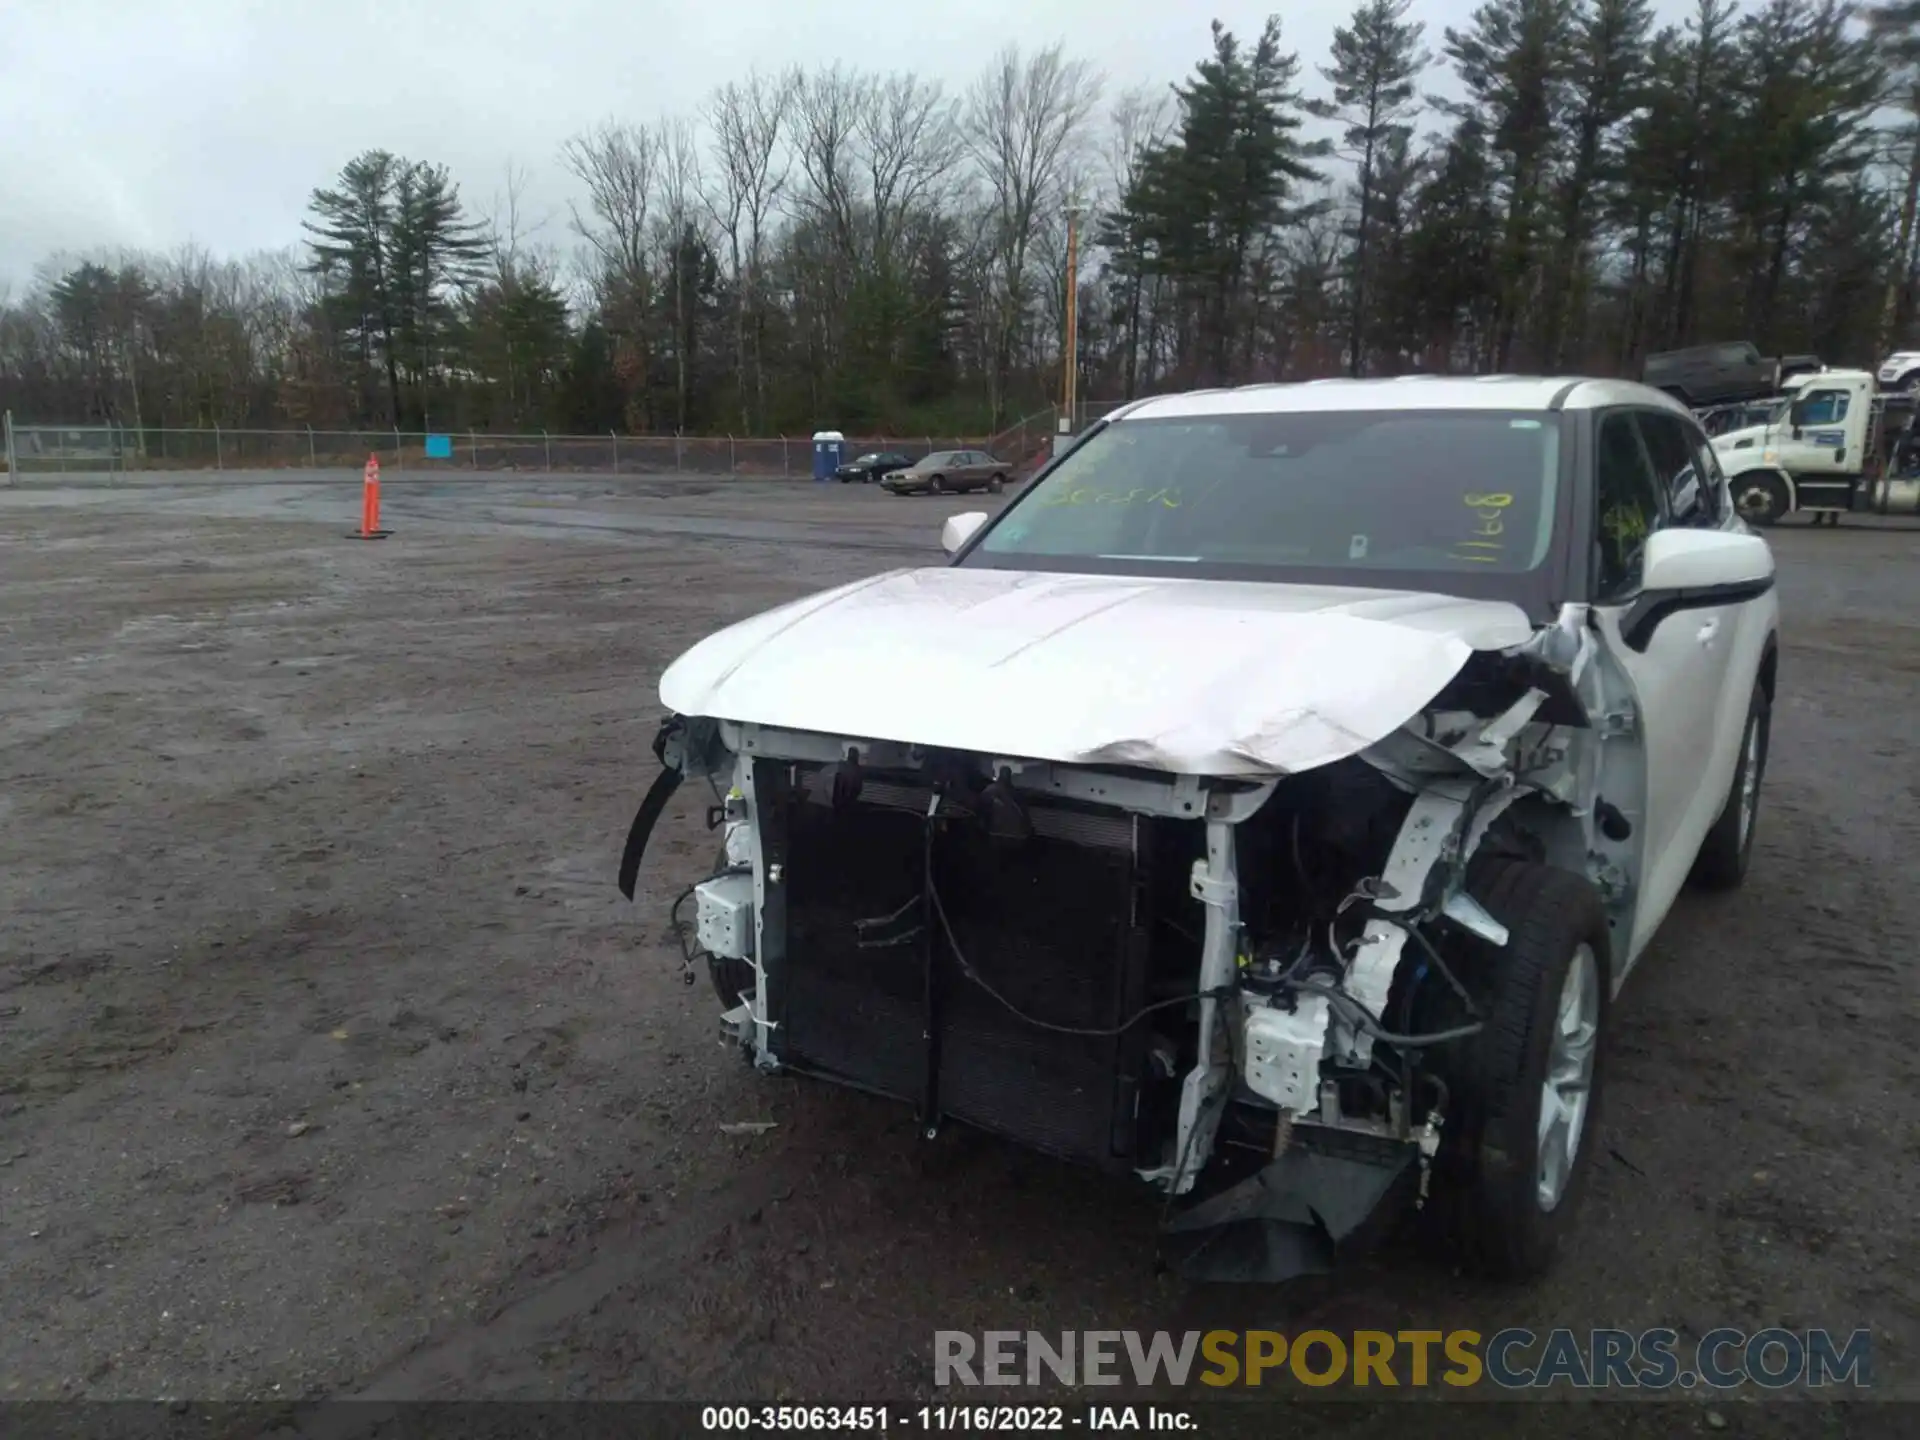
xmin=1696 ymin=618 xmax=1720 ymax=644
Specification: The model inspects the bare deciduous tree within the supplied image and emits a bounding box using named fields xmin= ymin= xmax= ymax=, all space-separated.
xmin=561 ymin=120 xmax=659 ymax=427
xmin=791 ymin=65 xmax=865 ymax=262
xmin=562 ymin=121 xmax=658 ymax=282
xmin=487 ymin=161 xmax=551 ymax=280
xmin=964 ymin=43 xmax=1104 ymax=421
xmin=655 ymin=117 xmax=706 ymax=431
xmin=708 ymin=69 xmax=797 ymax=430
xmin=862 ymin=72 xmax=963 ymax=274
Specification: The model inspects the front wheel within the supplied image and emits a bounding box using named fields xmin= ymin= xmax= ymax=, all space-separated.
xmin=927 ymin=475 xmax=945 ymax=495
xmin=1425 ymin=859 xmax=1612 ymax=1281
xmin=1733 ymin=472 xmax=1790 ymax=526
xmin=1690 ymin=681 xmax=1771 ymax=890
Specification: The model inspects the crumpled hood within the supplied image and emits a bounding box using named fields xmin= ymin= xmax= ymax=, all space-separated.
xmin=658 ymin=567 xmax=1536 ymax=776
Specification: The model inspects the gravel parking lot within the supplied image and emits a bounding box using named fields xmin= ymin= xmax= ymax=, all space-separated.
xmin=2 ymin=474 xmax=1916 ymax=1429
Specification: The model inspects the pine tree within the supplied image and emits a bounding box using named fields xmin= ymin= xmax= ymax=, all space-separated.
xmin=1399 ymin=117 xmax=1502 ymax=365
xmin=1320 ymin=0 xmax=1429 ymax=375
xmin=305 ymin=151 xmax=403 ymax=423
xmin=1726 ymin=0 xmax=1882 ymax=348
xmin=1126 ymin=17 xmax=1326 ymax=381
xmin=1441 ymin=0 xmax=1578 ymax=366
xmin=1542 ymin=0 xmax=1653 ymax=367
xmin=390 ymin=161 xmax=487 ymax=425
xmin=305 ymin=151 xmax=484 ymax=426
xmin=1614 ymin=0 xmax=1739 ymax=353
xmin=1359 ymin=128 xmax=1426 ymax=368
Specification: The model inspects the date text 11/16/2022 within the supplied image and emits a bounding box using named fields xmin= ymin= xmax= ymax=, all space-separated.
xmin=700 ymin=1406 xmax=1197 ymax=1432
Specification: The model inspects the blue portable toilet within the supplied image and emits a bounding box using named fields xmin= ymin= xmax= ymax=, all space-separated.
xmin=812 ymin=430 xmax=845 ymax=482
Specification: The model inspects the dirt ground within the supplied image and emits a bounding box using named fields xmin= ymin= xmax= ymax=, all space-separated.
xmin=2 ymin=473 xmax=1917 ymax=1430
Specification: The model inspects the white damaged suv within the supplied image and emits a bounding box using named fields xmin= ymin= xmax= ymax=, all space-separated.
xmin=618 ymin=377 xmax=1779 ymax=1282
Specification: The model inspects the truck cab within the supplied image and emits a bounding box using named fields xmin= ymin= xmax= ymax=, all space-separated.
xmin=1712 ymin=369 xmax=1877 ymax=525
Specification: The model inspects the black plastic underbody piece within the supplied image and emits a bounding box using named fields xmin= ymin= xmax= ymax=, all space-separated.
xmin=616 ymin=766 xmax=683 ymax=901
xmin=617 ymin=714 xmax=725 ymax=900
xmin=1159 ymin=1141 xmax=1417 ymax=1283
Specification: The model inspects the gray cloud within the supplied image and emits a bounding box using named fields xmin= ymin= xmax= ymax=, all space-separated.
xmin=1 ymin=0 xmax=1702 ymax=286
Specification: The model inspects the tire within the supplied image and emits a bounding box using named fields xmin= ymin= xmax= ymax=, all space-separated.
xmin=1423 ymin=858 xmax=1612 ymax=1282
xmin=928 ymin=475 xmax=945 ymax=494
xmin=1689 ymin=681 xmax=1771 ymax=891
xmin=988 ymin=473 xmax=1006 ymax=493
xmin=1732 ymin=471 xmax=1790 ymax=526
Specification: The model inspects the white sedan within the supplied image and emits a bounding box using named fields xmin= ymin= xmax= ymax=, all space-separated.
xmin=618 ymin=376 xmax=1779 ymax=1282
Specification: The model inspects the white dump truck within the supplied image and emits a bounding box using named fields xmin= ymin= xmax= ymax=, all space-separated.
xmin=1712 ymin=367 xmax=1920 ymax=525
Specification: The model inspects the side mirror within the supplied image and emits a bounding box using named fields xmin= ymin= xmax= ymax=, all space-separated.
xmin=941 ymin=511 xmax=988 ymax=554
xmin=1620 ymin=529 xmax=1773 ymax=652
xmin=1640 ymin=527 xmax=1774 ymax=592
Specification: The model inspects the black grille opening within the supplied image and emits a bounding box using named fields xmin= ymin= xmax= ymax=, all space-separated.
xmin=772 ymin=765 xmax=1176 ymax=1169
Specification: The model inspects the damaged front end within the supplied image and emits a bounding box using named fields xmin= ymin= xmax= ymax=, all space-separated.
xmin=618 ymin=604 xmax=1640 ymax=1283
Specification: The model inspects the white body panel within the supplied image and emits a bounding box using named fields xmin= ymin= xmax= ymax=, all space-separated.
xmin=1594 ymin=528 xmax=1779 ymax=966
xmin=659 ymin=567 xmax=1534 ymax=777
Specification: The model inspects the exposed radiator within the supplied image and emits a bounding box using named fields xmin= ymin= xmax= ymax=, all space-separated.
xmin=772 ymin=770 xmax=1153 ymax=1168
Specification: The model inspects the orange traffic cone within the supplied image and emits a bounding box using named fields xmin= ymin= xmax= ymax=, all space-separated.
xmin=348 ymin=454 xmax=392 ymax=540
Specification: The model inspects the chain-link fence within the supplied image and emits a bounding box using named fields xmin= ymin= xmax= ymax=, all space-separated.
xmin=1 ymin=418 xmax=1014 ymax=481
xmin=980 ymin=399 xmax=1128 ymax=473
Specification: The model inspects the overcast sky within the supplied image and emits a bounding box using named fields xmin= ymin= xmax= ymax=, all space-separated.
xmin=2 ymin=0 xmax=1705 ymax=289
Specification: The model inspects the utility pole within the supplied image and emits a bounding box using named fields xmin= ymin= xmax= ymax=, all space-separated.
xmin=1059 ymin=201 xmax=1082 ymax=454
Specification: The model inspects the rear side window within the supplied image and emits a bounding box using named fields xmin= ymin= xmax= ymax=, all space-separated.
xmin=1594 ymin=412 xmax=1667 ymax=599
xmin=1637 ymin=410 xmax=1714 ymax=528
xmin=1715 ymin=343 xmax=1756 ymax=365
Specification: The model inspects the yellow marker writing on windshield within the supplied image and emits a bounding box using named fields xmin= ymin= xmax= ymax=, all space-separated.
xmin=1450 ymin=491 xmax=1512 ymax=563
xmin=1041 ymin=485 xmax=1182 ymax=509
